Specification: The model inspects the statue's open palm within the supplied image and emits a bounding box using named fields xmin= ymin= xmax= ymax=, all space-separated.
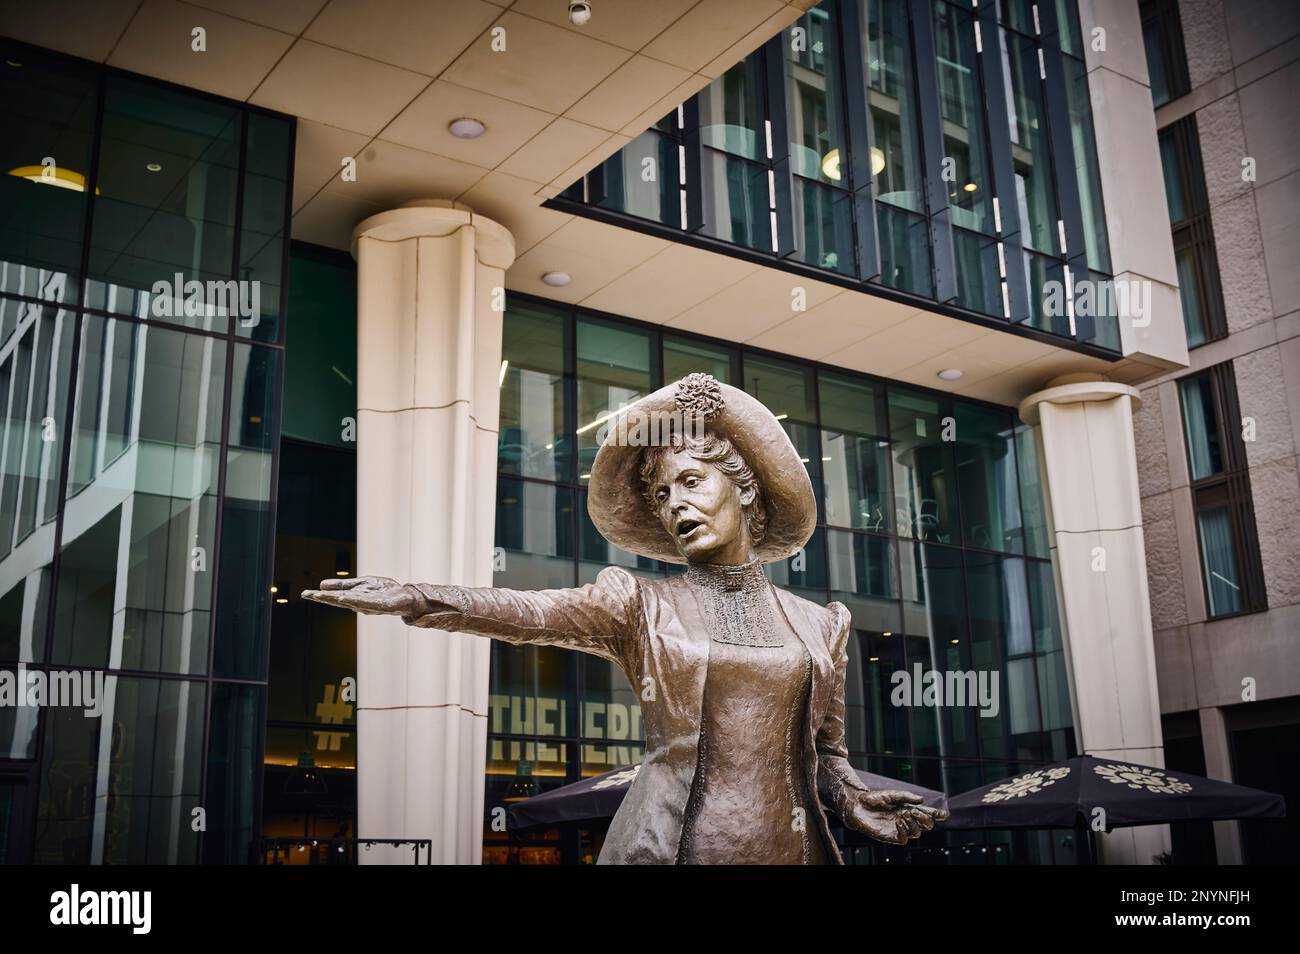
xmin=302 ymin=576 xmax=418 ymax=616
xmin=844 ymin=789 xmax=947 ymax=845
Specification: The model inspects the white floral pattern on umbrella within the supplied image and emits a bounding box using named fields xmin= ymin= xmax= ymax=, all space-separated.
xmin=981 ymin=767 xmax=1072 ymax=803
xmin=1093 ymin=763 xmax=1192 ymax=794
xmin=592 ymin=765 xmax=642 ymax=790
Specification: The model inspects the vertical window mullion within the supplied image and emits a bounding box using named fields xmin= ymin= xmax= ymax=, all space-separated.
xmin=764 ymin=34 xmax=798 ymax=258
xmin=1212 ymin=364 xmax=1264 ymax=612
xmin=841 ymin=0 xmax=882 ymax=281
xmin=682 ymin=98 xmax=706 ymax=233
xmin=585 ymin=159 xmax=607 ymax=208
xmin=1038 ymin=1 xmax=1093 ymax=343
xmin=977 ymin=2 xmax=1030 ymax=324
xmin=910 ymin=0 xmax=958 ymax=302
xmin=1195 ymin=216 xmax=1228 ymax=341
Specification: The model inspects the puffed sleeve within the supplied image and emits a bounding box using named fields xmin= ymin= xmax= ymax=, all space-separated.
xmin=399 ymin=565 xmax=643 ymax=671
xmin=815 ymin=601 xmax=872 ymax=819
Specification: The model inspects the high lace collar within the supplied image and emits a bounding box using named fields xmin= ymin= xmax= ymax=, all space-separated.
xmin=685 ymin=559 xmax=769 ymax=593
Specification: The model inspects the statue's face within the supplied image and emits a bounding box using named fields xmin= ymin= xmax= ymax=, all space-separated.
xmin=647 ymin=450 xmax=755 ymax=563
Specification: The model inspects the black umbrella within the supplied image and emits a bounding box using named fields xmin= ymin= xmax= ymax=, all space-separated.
xmin=944 ymin=755 xmax=1286 ymax=831
xmin=506 ymin=763 xmax=947 ymax=830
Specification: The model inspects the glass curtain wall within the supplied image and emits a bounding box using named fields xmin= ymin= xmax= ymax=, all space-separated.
xmin=0 ymin=42 xmax=290 ymax=864
xmin=559 ymin=0 xmax=1116 ymax=354
xmin=262 ymin=245 xmax=358 ymax=864
xmin=490 ymin=293 xmax=1074 ymax=864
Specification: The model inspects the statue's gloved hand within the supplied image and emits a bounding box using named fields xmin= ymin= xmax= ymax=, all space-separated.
xmin=302 ymin=576 xmax=426 ymax=617
xmin=843 ymin=789 xmax=948 ymax=845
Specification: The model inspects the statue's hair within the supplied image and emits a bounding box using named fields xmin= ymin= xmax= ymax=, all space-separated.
xmin=638 ymin=432 xmax=768 ymax=545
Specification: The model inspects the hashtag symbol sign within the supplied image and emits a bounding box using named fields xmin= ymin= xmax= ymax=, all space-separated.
xmin=314 ymin=683 xmax=353 ymax=752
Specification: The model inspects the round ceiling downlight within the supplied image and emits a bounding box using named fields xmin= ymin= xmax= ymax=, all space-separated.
xmin=448 ymin=117 xmax=486 ymax=139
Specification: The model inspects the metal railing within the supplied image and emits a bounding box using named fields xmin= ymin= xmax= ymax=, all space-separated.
xmin=261 ymin=837 xmax=433 ymax=865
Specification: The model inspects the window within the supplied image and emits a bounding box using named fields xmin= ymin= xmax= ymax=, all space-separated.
xmin=552 ymin=0 xmax=1118 ymax=354
xmin=1178 ymin=364 xmax=1267 ymax=618
xmin=1159 ymin=117 xmax=1226 ymax=347
xmin=698 ymin=58 xmax=774 ymax=252
xmin=786 ymin=3 xmax=856 ymax=271
xmin=590 ymin=120 xmax=681 ymax=228
xmin=1140 ymin=0 xmax=1190 ymax=107
xmin=868 ymin=0 xmax=932 ymax=296
xmin=0 ymin=39 xmax=291 ymax=863
xmin=933 ymin=0 xmax=1002 ymax=317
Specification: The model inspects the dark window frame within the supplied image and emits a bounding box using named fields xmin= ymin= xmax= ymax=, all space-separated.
xmin=1160 ymin=116 xmax=1228 ymax=347
xmin=1140 ymin=0 xmax=1191 ymax=107
xmin=1178 ymin=362 xmax=1268 ymax=619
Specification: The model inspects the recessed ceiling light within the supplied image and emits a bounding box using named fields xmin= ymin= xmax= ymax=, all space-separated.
xmin=145 ymin=162 xmax=163 ymax=172
xmin=5 ymin=60 xmax=21 ymax=68
xmin=542 ymin=271 xmax=571 ymax=287
xmin=448 ymin=117 xmax=485 ymax=139
xmin=963 ymin=182 xmax=978 ymax=192
xmin=937 ymin=368 xmax=963 ymax=381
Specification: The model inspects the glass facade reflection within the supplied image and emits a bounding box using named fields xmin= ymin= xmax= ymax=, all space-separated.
xmin=489 ymin=293 xmax=1076 ymax=864
xmin=263 ymin=244 xmax=357 ymax=862
xmin=0 ymin=41 xmax=290 ymax=864
xmin=558 ymin=0 xmax=1117 ymax=354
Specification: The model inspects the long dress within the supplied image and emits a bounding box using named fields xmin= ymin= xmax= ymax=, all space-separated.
xmin=677 ymin=563 xmax=831 ymax=864
xmin=400 ymin=560 xmax=861 ymax=864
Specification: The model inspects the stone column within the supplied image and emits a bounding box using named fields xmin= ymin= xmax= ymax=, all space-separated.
xmin=1197 ymin=706 xmax=1245 ymax=865
xmin=351 ymin=201 xmax=515 ymax=864
xmin=1019 ymin=372 xmax=1171 ymax=864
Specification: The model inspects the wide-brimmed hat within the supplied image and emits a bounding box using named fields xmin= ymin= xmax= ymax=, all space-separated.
xmin=586 ymin=373 xmax=816 ymax=565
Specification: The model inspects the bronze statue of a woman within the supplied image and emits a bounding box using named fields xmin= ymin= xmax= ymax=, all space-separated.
xmin=304 ymin=373 xmax=945 ymax=864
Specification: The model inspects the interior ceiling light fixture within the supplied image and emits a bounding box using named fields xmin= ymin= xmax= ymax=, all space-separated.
xmin=937 ymin=368 xmax=963 ymax=381
xmin=963 ymin=181 xmax=977 ymax=192
xmin=821 ymin=148 xmax=841 ymax=181
xmin=448 ymin=117 xmax=485 ymax=139
xmin=568 ymin=1 xmax=592 ymax=26
xmin=825 ymin=147 xmax=886 ymax=181
xmin=542 ymin=271 xmax=571 ymax=287
xmin=146 ymin=162 xmax=163 ymax=172
xmin=7 ymin=165 xmax=96 ymax=192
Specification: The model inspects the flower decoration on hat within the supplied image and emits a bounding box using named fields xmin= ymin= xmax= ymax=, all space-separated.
xmin=674 ymin=372 xmax=725 ymax=426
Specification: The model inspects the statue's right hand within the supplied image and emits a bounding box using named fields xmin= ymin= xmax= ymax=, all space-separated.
xmin=301 ymin=576 xmax=417 ymax=617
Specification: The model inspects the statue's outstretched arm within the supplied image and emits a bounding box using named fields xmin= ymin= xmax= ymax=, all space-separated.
xmin=816 ymin=603 xmax=948 ymax=844
xmin=303 ymin=565 xmax=641 ymax=668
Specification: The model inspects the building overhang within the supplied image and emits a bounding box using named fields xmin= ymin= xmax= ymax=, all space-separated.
xmin=0 ymin=0 xmax=815 ymax=255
